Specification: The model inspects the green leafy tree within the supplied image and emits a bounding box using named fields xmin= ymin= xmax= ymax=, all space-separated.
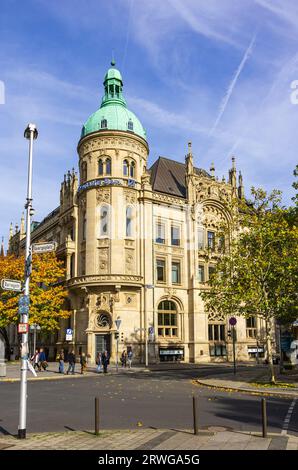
xmin=201 ymin=188 xmax=298 ymax=383
xmin=0 ymin=253 xmax=70 ymax=358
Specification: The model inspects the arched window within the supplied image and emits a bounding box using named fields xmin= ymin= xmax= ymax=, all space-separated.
xmin=130 ymin=161 xmax=135 ymax=178
xmin=101 ymin=119 xmax=107 ymax=129
xmin=98 ymin=159 xmax=104 ymax=176
xmin=126 ymin=206 xmax=133 ymax=237
xmin=100 ymin=205 xmax=109 ymax=237
xmin=123 ymin=159 xmax=129 ymax=176
xmin=105 ymin=158 xmax=111 ymax=175
xmin=128 ymin=119 xmax=133 ymax=131
xmin=157 ymin=300 xmax=178 ymax=337
xmin=81 ymin=162 xmax=87 ymax=182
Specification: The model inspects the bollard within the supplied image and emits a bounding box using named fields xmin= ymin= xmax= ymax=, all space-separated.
xmin=95 ymin=397 xmax=100 ymax=435
xmin=261 ymin=398 xmax=267 ymax=438
xmin=193 ymin=396 xmax=199 ymax=435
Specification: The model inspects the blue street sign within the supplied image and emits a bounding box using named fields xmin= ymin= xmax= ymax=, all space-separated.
xmin=66 ymin=329 xmax=73 ymax=335
xmin=19 ymin=295 xmax=30 ymax=307
xmin=19 ymin=305 xmax=29 ymax=315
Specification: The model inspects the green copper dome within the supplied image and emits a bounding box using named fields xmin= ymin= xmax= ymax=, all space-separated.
xmin=81 ymin=61 xmax=147 ymax=141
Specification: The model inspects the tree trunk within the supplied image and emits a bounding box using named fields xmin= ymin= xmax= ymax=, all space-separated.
xmin=0 ymin=327 xmax=11 ymax=361
xmin=265 ymin=319 xmax=276 ymax=384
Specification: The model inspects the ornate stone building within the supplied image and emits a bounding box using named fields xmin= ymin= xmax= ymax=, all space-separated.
xmin=8 ymin=62 xmax=268 ymax=364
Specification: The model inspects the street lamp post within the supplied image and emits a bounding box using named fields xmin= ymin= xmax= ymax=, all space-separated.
xmin=115 ymin=317 xmax=121 ymax=372
xmin=30 ymin=324 xmax=41 ymax=355
xmin=18 ymin=123 xmax=38 ymax=439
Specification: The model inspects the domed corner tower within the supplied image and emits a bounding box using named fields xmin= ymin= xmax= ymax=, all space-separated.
xmin=75 ymin=61 xmax=150 ymax=363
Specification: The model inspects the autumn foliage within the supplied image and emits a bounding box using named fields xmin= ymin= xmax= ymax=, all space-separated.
xmin=0 ymin=253 xmax=70 ymax=331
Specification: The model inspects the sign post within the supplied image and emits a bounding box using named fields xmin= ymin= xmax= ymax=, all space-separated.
xmin=229 ymin=317 xmax=237 ymax=375
xmin=18 ymin=123 xmax=38 ymax=440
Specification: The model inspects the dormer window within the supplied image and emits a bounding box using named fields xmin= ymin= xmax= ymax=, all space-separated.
xmin=128 ymin=120 xmax=133 ymax=131
xmin=101 ymin=119 xmax=107 ymax=129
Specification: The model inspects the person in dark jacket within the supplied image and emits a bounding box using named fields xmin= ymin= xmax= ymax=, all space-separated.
xmin=58 ymin=349 xmax=65 ymax=374
xmin=101 ymin=350 xmax=109 ymax=373
xmin=66 ymin=350 xmax=76 ymax=375
xmin=38 ymin=348 xmax=48 ymax=371
xmin=80 ymin=352 xmax=87 ymax=374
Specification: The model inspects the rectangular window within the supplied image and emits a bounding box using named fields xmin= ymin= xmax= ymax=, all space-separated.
xmin=218 ymin=235 xmax=225 ymax=253
xmin=246 ymin=316 xmax=257 ymax=338
xmin=198 ymin=228 xmax=204 ymax=249
xmin=171 ymin=225 xmax=180 ymax=246
xmin=207 ymin=231 xmax=215 ymax=250
xmin=156 ymin=259 xmax=166 ymax=282
xmin=171 ymin=261 xmax=181 ymax=284
xmin=156 ymin=222 xmax=165 ymax=244
xmin=208 ymin=323 xmax=225 ymax=341
xmin=198 ymin=264 xmax=205 ymax=283
xmin=208 ymin=266 xmax=216 ymax=280
xmin=209 ymin=344 xmax=226 ymax=356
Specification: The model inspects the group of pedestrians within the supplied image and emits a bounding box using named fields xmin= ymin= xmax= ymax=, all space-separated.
xmin=58 ymin=349 xmax=87 ymax=375
xmin=121 ymin=349 xmax=133 ymax=368
xmin=95 ymin=350 xmax=110 ymax=373
xmin=32 ymin=347 xmax=133 ymax=375
xmin=30 ymin=348 xmax=48 ymax=372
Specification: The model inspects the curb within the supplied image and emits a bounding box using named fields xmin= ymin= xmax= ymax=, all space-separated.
xmin=195 ymin=380 xmax=298 ymax=399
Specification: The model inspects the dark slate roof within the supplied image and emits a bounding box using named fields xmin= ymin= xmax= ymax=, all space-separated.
xmin=149 ymin=156 xmax=211 ymax=198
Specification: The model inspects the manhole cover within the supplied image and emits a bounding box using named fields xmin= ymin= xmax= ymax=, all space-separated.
xmin=207 ymin=426 xmax=230 ymax=432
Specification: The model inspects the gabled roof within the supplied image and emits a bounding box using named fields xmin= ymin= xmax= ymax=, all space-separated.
xmin=149 ymin=156 xmax=211 ymax=198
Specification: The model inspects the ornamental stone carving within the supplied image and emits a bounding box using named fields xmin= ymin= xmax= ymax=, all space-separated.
xmin=124 ymin=189 xmax=137 ymax=205
xmin=98 ymin=248 xmax=109 ymax=273
xmin=96 ymin=188 xmax=111 ymax=204
xmin=208 ymin=310 xmax=226 ymax=322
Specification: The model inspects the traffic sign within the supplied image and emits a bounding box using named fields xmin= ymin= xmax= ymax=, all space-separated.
xmin=19 ymin=295 xmax=30 ymax=307
xmin=18 ymin=323 xmax=29 ymax=334
xmin=32 ymin=241 xmax=57 ymax=254
xmin=19 ymin=305 xmax=29 ymax=315
xmin=229 ymin=317 xmax=237 ymax=326
xmin=1 ymin=279 xmax=22 ymax=292
xmin=149 ymin=326 xmax=154 ymax=335
xmin=66 ymin=328 xmax=73 ymax=341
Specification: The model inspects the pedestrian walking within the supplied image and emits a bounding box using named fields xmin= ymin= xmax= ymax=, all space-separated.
xmin=66 ymin=350 xmax=76 ymax=375
xmin=58 ymin=349 xmax=65 ymax=374
xmin=30 ymin=349 xmax=39 ymax=371
xmin=121 ymin=350 xmax=127 ymax=368
xmin=101 ymin=350 xmax=110 ymax=373
xmin=80 ymin=352 xmax=87 ymax=374
xmin=96 ymin=352 xmax=102 ymax=373
xmin=38 ymin=348 xmax=48 ymax=371
xmin=127 ymin=349 xmax=133 ymax=369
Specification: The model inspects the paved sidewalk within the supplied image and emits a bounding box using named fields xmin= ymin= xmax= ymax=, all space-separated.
xmin=0 ymin=362 xmax=148 ymax=382
xmin=196 ymin=367 xmax=298 ymax=398
xmin=0 ymin=428 xmax=297 ymax=450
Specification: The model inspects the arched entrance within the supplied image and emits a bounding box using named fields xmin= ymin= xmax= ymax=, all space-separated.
xmin=94 ymin=311 xmax=112 ymax=360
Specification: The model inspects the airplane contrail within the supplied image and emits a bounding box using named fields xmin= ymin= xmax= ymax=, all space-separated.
xmin=209 ymin=33 xmax=257 ymax=137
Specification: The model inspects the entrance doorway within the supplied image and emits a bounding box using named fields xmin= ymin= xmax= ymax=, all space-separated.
xmin=95 ymin=334 xmax=111 ymax=360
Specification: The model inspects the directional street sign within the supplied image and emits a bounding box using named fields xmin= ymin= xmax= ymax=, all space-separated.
xmin=32 ymin=241 xmax=57 ymax=254
xmin=1 ymin=279 xmax=22 ymax=292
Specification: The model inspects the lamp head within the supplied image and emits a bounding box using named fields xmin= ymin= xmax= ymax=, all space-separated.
xmin=24 ymin=123 xmax=38 ymax=140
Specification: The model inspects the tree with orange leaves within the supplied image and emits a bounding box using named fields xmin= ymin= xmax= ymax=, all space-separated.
xmin=0 ymin=253 xmax=70 ymax=357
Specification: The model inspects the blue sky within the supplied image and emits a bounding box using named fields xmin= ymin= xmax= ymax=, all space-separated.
xmin=1 ymin=0 xmax=298 ymax=246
